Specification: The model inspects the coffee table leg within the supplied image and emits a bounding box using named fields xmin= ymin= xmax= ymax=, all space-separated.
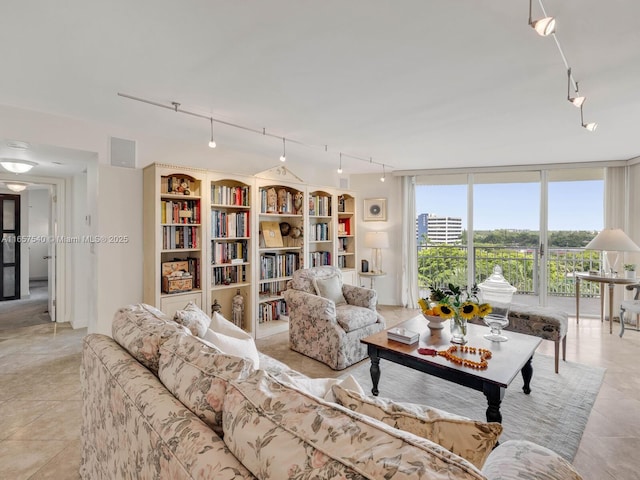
xmin=369 ymin=350 xmax=381 ymax=396
xmin=521 ymin=355 xmax=534 ymax=394
xmin=483 ymin=383 xmax=504 ymax=423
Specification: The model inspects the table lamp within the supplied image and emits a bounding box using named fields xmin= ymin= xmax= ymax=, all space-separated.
xmin=584 ymin=228 xmax=640 ymax=277
xmin=364 ymin=231 xmax=389 ymax=274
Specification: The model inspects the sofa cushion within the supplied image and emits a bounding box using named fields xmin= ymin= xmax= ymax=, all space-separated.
xmin=112 ymin=303 xmax=186 ymax=374
xmin=312 ymin=273 xmax=347 ymax=306
xmin=158 ymin=329 xmax=255 ymax=437
xmin=332 ymin=384 xmax=502 ymax=469
xmin=222 ymin=369 xmax=485 ymax=480
xmin=335 ymin=304 xmax=378 ymax=332
xmin=174 ymin=301 xmax=211 ymax=337
xmin=274 ymin=372 xmax=364 ymax=403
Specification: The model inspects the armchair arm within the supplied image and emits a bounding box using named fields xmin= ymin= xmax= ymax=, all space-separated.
xmin=283 ymin=289 xmax=337 ymax=325
xmin=482 ymin=440 xmax=582 ymax=480
xmin=342 ymin=284 xmax=377 ymax=310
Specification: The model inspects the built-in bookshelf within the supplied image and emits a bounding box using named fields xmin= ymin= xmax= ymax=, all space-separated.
xmin=209 ymin=176 xmax=253 ymax=335
xmin=308 ymin=190 xmax=333 ymax=268
xmin=337 ymin=193 xmax=357 ymax=285
xmin=256 ymin=180 xmax=305 ymax=339
xmin=143 ymin=164 xmax=206 ymax=317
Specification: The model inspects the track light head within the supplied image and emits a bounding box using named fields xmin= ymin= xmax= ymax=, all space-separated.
xmin=531 ymin=17 xmax=556 ymax=36
xmin=279 ymin=138 xmax=286 ymax=162
xmin=583 ymin=122 xmax=598 ymax=132
xmin=380 ymin=164 xmax=386 ymax=182
xmin=337 ymin=153 xmax=343 ymax=174
xmin=208 ymin=118 xmax=216 ymax=148
xmin=528 ymin=0 xmax=556 ymax=36
xmin=566 ymin=69 xmax=586 ymax=108
xmin=569 ymin=96 xmax=586 ymax=108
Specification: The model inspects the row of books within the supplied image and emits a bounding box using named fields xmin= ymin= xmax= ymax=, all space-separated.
xmin=211 ymin=210 xmax=249 ymax=238
xmin=338 ymin=218 xmax=351 ymax=235
xmin=258 ymin=280 xmax=288 ymax=297
xmin=161 ymin=200 xmax=200 ymax=224
xmin=337 ymin=256 xmax=349 ymax=268
xmin=258 ymin=299 xmax=288 ymax=323
xmin=211 ymin=185 xmax=250 ymax=206
xmin=309 ymin=251 xmax=331 ymax=267
xmin=211 ymin=240 xmax=247 ymax=264
xmin=162 ymin=176 xmax=195 ymax=196
xmin=309 ymin=194 xmax=331 ymax=216
xmin=162 ymin=225 xmax=198 ymax=250
xmin=260 ymin=252 xmax=299 ymax=280
xmin=308 ymin=222 xmax=330 ymax=241
xmin=211 ymin=264 xmax=247 ymax=286
xmin=337 ymin=237 xmax=351 ymax=253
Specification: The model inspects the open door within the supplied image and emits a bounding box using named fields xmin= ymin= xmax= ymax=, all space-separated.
xmin=47 ymin=187 xmax=56 ymax=322
xmin=0 ymin=194 xmax=21 ymax=300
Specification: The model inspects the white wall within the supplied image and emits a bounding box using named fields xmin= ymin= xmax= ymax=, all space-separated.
xmin=350 ymin=174 xmax=402 ymax=306
xmin=27 ymin=188 xmax=49 ymax=280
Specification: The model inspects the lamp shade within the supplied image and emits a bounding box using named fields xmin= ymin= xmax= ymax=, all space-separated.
xmin=364 ymin=231 xmax=389 ymax=249
xmin=584 ymin=228 xmax=640 ymax=252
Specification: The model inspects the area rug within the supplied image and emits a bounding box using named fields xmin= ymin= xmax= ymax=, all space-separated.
xmin=345 ymin=354 xmax=604 ymax=461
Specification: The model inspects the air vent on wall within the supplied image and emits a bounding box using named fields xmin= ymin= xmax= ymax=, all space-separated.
xmin=109 ymin=137 xmax=136 ymax=168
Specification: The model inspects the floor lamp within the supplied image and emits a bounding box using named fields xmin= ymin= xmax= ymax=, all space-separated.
xmin=585 ymin=228 xmax=640 ymax=277
xmin=364 ymin=231 xmax=389 ymax=274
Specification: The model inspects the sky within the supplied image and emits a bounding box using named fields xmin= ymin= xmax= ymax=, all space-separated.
xmin=416 ymin=180 xmax=604 ymax=231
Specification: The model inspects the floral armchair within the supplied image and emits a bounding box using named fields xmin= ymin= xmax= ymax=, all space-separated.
xmin=283 ymin=266 xmax=386 ymax=370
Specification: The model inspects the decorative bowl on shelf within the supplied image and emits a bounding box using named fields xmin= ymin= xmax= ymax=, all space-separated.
xmin=422 ymin=313 xmax=445 ymax=329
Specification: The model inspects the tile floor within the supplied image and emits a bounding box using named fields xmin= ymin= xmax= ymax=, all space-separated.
xmin=0 ymin=307 xmax=639 ymax=480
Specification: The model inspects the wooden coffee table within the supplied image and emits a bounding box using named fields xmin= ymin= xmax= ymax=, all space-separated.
xmin=360 ymin=315 xmax=542 ymax=423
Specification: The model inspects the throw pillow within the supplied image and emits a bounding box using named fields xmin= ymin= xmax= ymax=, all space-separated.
xmin=312 ymin=274 xmax=347 ymax=306
xmin=210 ymin=311 xmax=249 ymax=339
xmin=273 ymin=372 xmax=365 ymax=403
xmin=332 ymin=384 xmax=502 ymax=469
xmin=202 ymin=328 xmax=260 ymax=369
xmin=173 ymin=301 xmax=211 ymax=337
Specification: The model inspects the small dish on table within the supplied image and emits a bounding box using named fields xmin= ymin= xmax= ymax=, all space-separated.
xmin=422 ymin=313 xmax=445 ymax=330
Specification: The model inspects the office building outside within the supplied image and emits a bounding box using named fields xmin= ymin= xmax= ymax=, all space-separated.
xmin=416 ymin=213 xmax=462 ymax=244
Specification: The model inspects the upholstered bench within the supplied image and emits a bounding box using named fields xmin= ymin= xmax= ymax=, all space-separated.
xmin=470 ymin=303 xmax=568 ymax=373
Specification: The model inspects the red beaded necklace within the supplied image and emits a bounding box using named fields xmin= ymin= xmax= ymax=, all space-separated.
xmin=418 ymin=345 xmax=492 ymax=370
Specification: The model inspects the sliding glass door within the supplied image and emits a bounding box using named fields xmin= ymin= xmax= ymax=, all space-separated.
xmin=416 ymin=167 xmax=604 ymax=312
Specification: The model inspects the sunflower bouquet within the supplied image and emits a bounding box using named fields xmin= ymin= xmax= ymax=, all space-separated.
xmin=419 ymin=283 xmax=492 ymax=320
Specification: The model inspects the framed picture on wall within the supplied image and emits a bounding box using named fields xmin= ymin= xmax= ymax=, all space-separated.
xmin=363 ymin=198 xmax=387 ymax=221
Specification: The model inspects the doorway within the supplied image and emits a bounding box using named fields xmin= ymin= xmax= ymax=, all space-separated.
xmin=0 ymin=193 xmax=21 ymax=300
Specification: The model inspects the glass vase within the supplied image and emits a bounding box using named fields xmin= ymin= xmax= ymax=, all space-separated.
xmin=450 ymin=315 xmax=468 ymax=345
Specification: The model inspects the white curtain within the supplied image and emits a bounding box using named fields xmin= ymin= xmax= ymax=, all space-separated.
xmin=401 ymin=175 xmax=419 ymax=308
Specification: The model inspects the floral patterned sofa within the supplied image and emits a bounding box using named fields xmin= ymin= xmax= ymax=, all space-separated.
xmin=80 ymin=303 xmax=583 ymax=480
xmin=283 ymin=266 xmax=386 ymax=370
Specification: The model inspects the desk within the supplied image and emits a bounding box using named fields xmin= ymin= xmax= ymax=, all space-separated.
xmin=575 ymin=272 xmax=637 ymax=334
xmin=359 ymin=271 xmax=386 ymax=289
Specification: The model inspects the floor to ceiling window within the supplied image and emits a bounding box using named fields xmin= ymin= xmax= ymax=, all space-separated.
xmin=416 ymin=167 xmax=604 ymax=313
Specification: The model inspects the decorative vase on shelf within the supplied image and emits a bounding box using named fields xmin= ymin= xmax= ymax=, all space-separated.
xmin=450 ymin=315 xmax=468 ymax=345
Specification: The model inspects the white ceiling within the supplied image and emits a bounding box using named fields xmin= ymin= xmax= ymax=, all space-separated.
xmin=1 ymin=0 xmax=639 ymax=176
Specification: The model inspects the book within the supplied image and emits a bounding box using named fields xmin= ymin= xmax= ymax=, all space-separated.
xmin=261 ymin=221 xmax=284 ymax=247
xmin=387 ymin=327 xmax=420 ymax=345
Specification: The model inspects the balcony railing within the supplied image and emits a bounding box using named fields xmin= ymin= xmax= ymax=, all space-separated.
xmin=417 ymin=244 xmax=602 ymax=298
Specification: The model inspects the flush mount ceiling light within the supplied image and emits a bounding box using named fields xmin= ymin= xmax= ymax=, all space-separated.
xmin=279 ymin=138 xmax=286 ymax=162
xmin=580 ymin=104 xmax=598 ymax=132
xmin=528 ymin=0 xmax=556 ymax=36
xmin=567 ymin=68 xmax=586 ymax=108
xmin=5 ymin=182 xmax=29 ymax=192
xmin=0 ymin=159 xmax=37 ymax=173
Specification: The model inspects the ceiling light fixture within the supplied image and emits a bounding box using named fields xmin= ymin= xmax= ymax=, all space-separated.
xmin=528 ymin=0 xmax=556 ymax=36
xmin=337 ymin=153 xmax=343 ymax=174
xmin=279 ymin=138 xmax=286 ymax=162
xmin=567 ymin=68 xmax=585 ymax=108
xmin=580 ymin=104 xmax=598 ymax=132
xmin=380 ymin=164 xmax=386 ymax=182
xmin=208 ymin=118 xmax=217 ymax=148
xmin=0 ymin=159 xmax=37 ymax=173
xmin=117 ymin=93 xmax=395 ymax=173
xmin=5 ymin=182 xmax=29 ymax=192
